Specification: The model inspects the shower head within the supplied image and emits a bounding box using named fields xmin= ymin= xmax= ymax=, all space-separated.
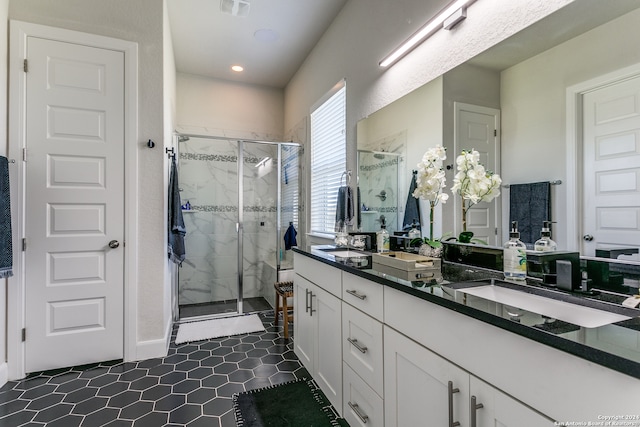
xmin=372 ymin=151 xmax=386 ymax=159
xmin=177 ymin=135 xmax=190 ymax=143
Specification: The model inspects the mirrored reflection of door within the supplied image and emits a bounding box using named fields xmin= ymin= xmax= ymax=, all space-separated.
xmin=582 ymin=75 xmax=640 ymax=260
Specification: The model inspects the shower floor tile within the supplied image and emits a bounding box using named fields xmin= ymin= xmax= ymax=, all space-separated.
xmin=0 ymin=311 xmax=303 ymax=427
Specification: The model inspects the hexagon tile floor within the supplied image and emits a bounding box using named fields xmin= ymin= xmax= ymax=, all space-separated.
xmin=0 ymin=311 xmax=309 ymax=426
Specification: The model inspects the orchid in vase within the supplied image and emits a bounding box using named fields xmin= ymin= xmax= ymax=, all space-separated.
xmin=450 ymin=149 xmax=502 ymax=243
xmin=412 ymin=145 xmax=448 ymax=252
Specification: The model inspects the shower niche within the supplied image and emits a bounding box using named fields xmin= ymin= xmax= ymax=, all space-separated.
xmin=175 ymin=135 xmax=302 ymax=320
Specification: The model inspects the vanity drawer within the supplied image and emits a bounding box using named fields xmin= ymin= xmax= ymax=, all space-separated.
xmin=342 ymin=272 xmax=383 ymax=321
xmin=342 ymin=302 xmax=383 ymax=395
xmin=343 ymin=363 xmax=384 ymax=427
xmin=294 ymin=252 xmax=342 ymax=297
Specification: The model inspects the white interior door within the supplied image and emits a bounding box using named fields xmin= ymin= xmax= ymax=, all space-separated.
xmin=24 ymin=37 xmax=125 ymax=372
xmin=582 ymin=75 xmax=640 ymax=260
xmin=455 ymin=103 xmax=501 ymax=245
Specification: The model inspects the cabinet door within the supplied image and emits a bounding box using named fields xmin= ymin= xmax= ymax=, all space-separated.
xmin=314 ymin=284 xmax=343 ymax=414
xmin=293 ymin=274 xmax=314 ymax=369
xmin=470 ymin=376 xmax=555 ymax=427
xmin=384 ymin=326 xmax=469 ymax=427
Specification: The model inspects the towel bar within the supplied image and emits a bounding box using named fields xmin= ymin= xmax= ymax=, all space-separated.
xmin=502 ymin=180 xmax=561 ymax=188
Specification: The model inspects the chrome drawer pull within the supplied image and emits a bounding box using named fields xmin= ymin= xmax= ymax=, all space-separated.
xmin=305 ymin=289 xmax=310 ymax=313
xmin=346 ymin=289 xmax=367 ymax=300
xmin=471 ymin=395 xmax=484 ymax=427
xmin=347 ymin=337 xmax=368 ymax=354
xmin=448 ymin=381 xmax=460 ymax=427
xmin=348 ymin=401 xmax=369 ymax=424
xmin=309 ymin=292 xmax=316 ymax=316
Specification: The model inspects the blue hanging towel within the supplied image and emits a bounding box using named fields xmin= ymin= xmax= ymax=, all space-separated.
xmin=0 ymin=156 xmax=13 ymax=278
xmin=168 ymin=158 xmax=186 ymax=265
xmin=284 ymin=223 xmax=298 ymax=250
xmin=403 ymin=171 xmax=421 ymax=231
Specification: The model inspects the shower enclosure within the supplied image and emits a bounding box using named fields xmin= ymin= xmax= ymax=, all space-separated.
xmin=357 ymin=150 xmax=401 ymax=233
xmin=175 ymin=134 xmax=302 ymax=320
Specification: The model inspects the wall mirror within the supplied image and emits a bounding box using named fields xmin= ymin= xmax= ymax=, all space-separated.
xmin=357 ymin=0 xmax=640 ymax=270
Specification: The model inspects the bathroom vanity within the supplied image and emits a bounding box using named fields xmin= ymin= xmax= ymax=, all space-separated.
xmin=293 ymin=246 xmax=640 ymax=426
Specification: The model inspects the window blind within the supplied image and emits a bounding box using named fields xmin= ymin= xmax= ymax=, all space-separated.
xmin=310 ymin=84 xmax=346 ymax=236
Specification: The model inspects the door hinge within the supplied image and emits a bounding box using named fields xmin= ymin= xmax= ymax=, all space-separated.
xmin=23 ymin=59 xmax=28 ymax=73
xmin=22 ymin=148 xmax=27 ymax=162
xmin=22 ymin=328 xmax=26 ymax=342
xmin=22 ymin=238 xmax=26 ymax=251
xmin=494 ymin=129 xmax=497 ymax=137
xmin=495 ymin=227 xmax=498 ymax=235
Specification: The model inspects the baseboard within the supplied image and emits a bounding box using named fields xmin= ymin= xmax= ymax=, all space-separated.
xmin=0 ymin=362 xmax=8 ymax=389
xmin=134 ymin=319 xmax=172 ymax=361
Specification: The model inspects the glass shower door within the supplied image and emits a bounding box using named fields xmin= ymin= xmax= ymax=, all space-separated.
xmin=240 ymin=141 xmax=279 ymax=314
xmin=178 ymin=137 xmax=240 ymax=318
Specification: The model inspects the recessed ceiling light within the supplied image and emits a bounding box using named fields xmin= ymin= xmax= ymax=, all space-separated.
xmin=254 ymin=29 xmax=279 ymax=43
xmin=231 ymin=65 xmax=244 ymax=72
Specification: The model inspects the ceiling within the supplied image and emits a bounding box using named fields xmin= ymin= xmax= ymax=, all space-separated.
xmin=167 ymin=0 xmax=348 ymax=89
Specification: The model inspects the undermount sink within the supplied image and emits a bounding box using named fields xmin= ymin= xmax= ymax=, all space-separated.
xmin=449 ymin=279 xmax=637 ymax=328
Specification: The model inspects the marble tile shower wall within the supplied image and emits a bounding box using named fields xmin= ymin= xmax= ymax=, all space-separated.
xmin=178 ymin=139 xmax=278 ymax=307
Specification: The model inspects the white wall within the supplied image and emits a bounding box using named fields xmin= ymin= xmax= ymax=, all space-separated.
xmin=9 ymin=0 xmax=170 ymax=354
xmin=500 ymin=7 xmax=640 ymax=249
xmin=176 ymin=73 xmax=284 ymax=140
xmin=0 ymin=0 xmax=10 ymax=388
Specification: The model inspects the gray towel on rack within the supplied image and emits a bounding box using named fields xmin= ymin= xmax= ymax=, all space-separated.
xmin=403 ymin=171 xmax=421 ymax=230
xmin=509 ymin=182 xmax=551 ymax=246
xmin=168 ymin=158 xmax=186 ymax=265
xmin=0 ymin=156 xmax=13 ymax=278
xmin=335 ymin=186 xmax=354 ymax=231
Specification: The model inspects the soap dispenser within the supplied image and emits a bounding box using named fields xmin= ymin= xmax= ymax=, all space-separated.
xmin=534 ymin=221 xmax=557 ymax=252
xmin=504 ymin=221 xmax=527 ymax=280
xmin=407 ymin=219 xmax=421 ymax=240
xmin=377 ymin=219 xmax=390 ymax=253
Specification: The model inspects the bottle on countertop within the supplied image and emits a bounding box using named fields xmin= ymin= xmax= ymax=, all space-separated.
xmin=407 ymin=219 xmax=421 ymax=240
xmin=534 ymin=221 xmax=557 ymax=252
xmin=503 ymin=221 xmax=527 ymax=281
xmin=376 ymin=219 xmax=390 ymax=253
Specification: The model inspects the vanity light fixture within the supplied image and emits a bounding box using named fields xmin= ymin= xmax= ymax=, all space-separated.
xmin=379 ymin=0 xmax=476 ymax=68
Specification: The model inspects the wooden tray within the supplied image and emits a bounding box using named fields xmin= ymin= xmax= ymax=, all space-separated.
xmin=373 ymin=262 xmax=442 ymax=282
xmin=372 ymin=251 xmax=441 ymax=272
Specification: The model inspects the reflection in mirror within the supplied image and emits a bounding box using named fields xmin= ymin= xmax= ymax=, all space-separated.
xmin=356 ymin=1 xmax=640 ymax=264
xmin=357 ymin=150 xmax=400 ymax=233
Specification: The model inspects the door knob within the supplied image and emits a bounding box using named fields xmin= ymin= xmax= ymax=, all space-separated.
xmin=108 ymin=240 xmax=120 ymax=249
xmin=583 ymin=234 xmax=594 ymax=242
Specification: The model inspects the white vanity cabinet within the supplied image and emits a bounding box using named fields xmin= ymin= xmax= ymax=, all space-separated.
xmin=384 ymin=326 xmax=470 ymax=427
xmin=384 ymin=327 xmax=553 ymax=427
xmin=470 ymin=376 xmax=554 ymax=427
xmin=293 ymin=254 xmax=343 ymax=413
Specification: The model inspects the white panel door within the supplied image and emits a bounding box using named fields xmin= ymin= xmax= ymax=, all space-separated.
xmin=25 ymin=37 xmax=125 ymax=372
xmin=455 ymin=103 xmax=501 ymax=245
xmin=583 ymin=76 xmax=640 ymax=259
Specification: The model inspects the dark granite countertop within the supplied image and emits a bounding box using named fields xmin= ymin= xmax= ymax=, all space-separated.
xmin=293 ymin=246 xmax=640 ymax=380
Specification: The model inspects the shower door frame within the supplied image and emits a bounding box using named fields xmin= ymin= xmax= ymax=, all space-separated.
xmin=174 ymin=133 xmax=301 ymax=321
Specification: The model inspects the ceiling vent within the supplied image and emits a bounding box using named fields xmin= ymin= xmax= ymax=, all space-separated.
xmin=220 ymin=0 xmax=251 ymax=17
